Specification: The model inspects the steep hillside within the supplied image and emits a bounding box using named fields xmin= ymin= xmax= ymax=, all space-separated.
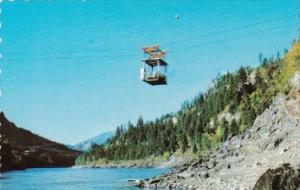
xmin=143 ymin=93 xmax=300 ymax=189
xmin=77 ymin=39 xmax=300 ymax=166
xmin=72 ymin=131 xmax=113 ymax=151
xmin=0 ymin=112 xmax=80 ymax=172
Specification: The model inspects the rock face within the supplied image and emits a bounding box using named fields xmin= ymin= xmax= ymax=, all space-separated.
xmin=253 ymin=163 xmax=300 ymax=190
xmin=290 ymin=71 xmax=300 ymax=92
xmin=142 ymin=93 xmax=300 ymax=190
xmin=0 ymin=112 xmax=81 ymax=172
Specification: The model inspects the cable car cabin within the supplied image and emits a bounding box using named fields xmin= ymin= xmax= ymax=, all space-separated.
xmin=140 ymin=46 xmax=168 ymax=86
xmin=141 ymin=58 xmax=167 ymax=85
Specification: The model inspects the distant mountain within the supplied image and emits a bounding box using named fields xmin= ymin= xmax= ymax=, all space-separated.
xmin=0 ymin=112 xmax=81 ymax=172
xmin=72 ymin=131 xmax=114 ymax=151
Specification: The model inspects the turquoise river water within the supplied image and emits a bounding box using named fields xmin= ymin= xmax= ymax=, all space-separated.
xmin=0 ymin=167 xmax=167 ymax=190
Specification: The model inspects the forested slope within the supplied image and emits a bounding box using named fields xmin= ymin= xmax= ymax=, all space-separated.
xmin=0 ymin=112 xmax=80 ymax=172
xmin=76 ymin=39 xmax=300 ymax=165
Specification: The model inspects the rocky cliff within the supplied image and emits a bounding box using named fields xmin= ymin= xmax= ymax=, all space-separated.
xmin=141 ymin=90 xmax=300 ymax=189
xmin=0 ymin=112 xmax=80 ymax=172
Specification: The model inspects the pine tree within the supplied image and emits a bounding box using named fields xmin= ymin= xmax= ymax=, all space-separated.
xmin=230 ymin=119 xmax=239 ymax=135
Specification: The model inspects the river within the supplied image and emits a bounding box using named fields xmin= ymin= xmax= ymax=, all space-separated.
xmin=0 ymin=167 xmax=167 ymax=190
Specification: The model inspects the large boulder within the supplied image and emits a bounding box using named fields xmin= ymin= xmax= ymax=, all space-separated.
xmin=290 ymin=71 xmax=300 ymax=92
xmin=253 ymin=164 xmax=300 ymax=190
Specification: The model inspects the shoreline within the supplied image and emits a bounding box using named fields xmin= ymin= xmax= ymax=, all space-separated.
xmin=74 ymin=160 xmax=161 ymax=169
xmin=75 ymin=151 xmax=196 ymax=169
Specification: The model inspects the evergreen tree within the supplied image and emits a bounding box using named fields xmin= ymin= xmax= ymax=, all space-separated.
xmin=230 ymin=119 xmax=239 ymax=135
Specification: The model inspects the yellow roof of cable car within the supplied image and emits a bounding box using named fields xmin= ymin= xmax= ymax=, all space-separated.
xmin=143 ymin=45 xmax=167 ymax=56
xmin=143 ymin=45 xmax=161 ymax=54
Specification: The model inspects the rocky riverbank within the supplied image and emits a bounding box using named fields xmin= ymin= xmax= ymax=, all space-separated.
xmin=136 ymin=93 xmax=300 ymax=189
xmin=76 ymin=152 xmax=196 ymax=169
xmin=76 ymin=158 xmax=162 ymax=169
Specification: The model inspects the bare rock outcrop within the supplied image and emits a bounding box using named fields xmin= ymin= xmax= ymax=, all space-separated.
xmin=290 ymin=71 xmax=300 ymax=92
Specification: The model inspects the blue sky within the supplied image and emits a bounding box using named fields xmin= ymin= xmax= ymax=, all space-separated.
xmin=1 ymin=0 xmax=299 ymax=144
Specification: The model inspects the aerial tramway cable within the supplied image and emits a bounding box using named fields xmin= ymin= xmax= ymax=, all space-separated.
xmin=4 ymin=20 xmax=297 ymax=63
